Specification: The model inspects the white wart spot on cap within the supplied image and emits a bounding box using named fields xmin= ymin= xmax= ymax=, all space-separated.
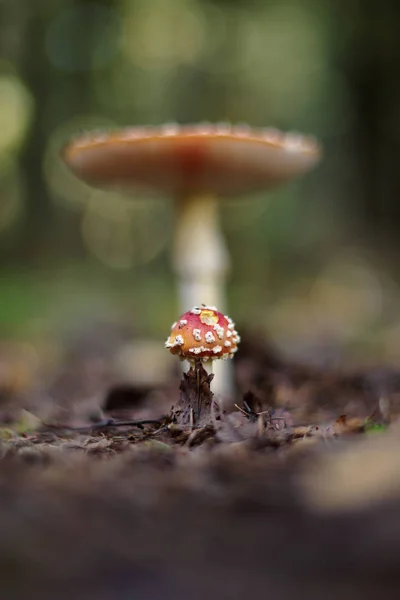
xmin=174 ymin=335 xmax=184 ymax=346
xmin=262 ymin=127 xmax=281 ymax=144
xmin=189 ymin=346 xmax=209 ymax=355
xmin=215 ymin=122 xmax=231 ymax=135
xmin=193 ymin=328 xmax=202 ymax=341
xmin=233 ymin=123 xmax=251 ymax=137
xmin=213 ymin=324 xmax=224 ymax=339
xmin=205 ymin=331 xmax=216 ymax=344
xmin=161 ymin=123 xmax=179 ymax=136
xmin=284 ymin=132 xmax=306 ymax=152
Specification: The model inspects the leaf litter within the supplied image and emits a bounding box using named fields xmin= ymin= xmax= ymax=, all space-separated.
xmin=1 ymin=331 xmax=400 ymax=599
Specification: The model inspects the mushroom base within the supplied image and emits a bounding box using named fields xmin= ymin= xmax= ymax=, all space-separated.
xmin=172 ymin=359 xmax=218 ymax=428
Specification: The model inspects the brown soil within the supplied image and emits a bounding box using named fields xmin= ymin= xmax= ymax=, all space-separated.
xmin=1 ymin=329 xmax=400 ymax=599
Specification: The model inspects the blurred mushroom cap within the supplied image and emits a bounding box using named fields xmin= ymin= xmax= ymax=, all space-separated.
xmin=62 ymin=123 xmax=321 ymax=198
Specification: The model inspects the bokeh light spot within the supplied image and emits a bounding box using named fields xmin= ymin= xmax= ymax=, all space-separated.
xmin=81 ymin=191 xmax=171 ymax=269
xmin=121 ymin=0 xmax=206 ymax=70
xmin=0 ymin=69 xmax=34 ymax=161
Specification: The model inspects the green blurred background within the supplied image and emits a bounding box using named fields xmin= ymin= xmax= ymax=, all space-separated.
xmin=0 ymin=0 xmax=400 ymax=372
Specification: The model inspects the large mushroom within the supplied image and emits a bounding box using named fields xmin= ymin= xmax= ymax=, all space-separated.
xmin=62 ymin=122 xmax=321 ymax=399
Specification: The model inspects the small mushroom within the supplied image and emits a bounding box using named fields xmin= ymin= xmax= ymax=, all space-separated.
xmin=165 ymin=305 xmax=240 ymax=427
xmin=62 ymin=122 xmax=321 ymax=399
xmin=165 ymin=304 xmax=240 ymax=362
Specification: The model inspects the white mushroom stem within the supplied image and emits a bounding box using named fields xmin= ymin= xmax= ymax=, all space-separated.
xmin=197 ymin=360 xmax=233 ymax=411
xmin=172 ymin=194 xmax=235 ymax=401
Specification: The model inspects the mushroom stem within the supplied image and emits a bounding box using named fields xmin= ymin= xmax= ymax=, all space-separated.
xmin=172 ymin=195 xmax=234 ymax=401
xmin=172 ymin=195 xmax=229 ymax=309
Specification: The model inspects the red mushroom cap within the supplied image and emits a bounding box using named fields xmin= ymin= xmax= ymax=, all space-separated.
xmin=62 ymin=123 xmax=321 ymax=198
xmin=165 ymin=305 xmax=240 ymax=361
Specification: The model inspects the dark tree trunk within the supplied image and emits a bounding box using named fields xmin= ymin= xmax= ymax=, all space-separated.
xmin=334 ymin=0 xmax=400 ymax=247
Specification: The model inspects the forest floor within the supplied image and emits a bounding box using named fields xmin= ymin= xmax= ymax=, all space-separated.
xmin=1 ymin=328 xmax=400 ymax=599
